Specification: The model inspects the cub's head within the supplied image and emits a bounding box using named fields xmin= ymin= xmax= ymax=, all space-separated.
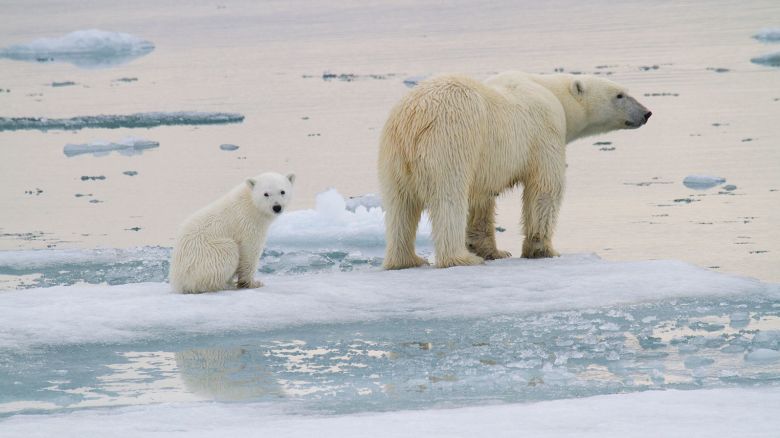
xmin=246 ymin=172 xmax=295 ymax=216
xmin=569 ymin=75 xmax=651 ymax=135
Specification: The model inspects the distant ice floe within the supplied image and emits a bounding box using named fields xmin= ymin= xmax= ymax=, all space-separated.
xmin=219 ymin=144 xmax=239 ymax=151
xmin=0 ymin=111 xmax=245 ymax=131
xmin=753 ymin=28 xmax=780 ymax=42
xmin=683 ymin=174 xmax=726 ymax=190
xmin=0 ymin=29 xmax=154 ymax=68
xmin=268 ymin=189 xmax=431 ymax=247
xmin=751 ymin=51 xmax=780 ymax=67
xmin=64 ymin=137 xmax=159 ymax=157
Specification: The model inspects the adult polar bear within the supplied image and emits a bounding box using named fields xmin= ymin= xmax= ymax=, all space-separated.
xmin=379 ymin=72 xmax=651 ymax=269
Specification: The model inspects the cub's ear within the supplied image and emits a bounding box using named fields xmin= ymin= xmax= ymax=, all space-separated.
xmin=246 ymin=178 xmax=256 ymax=188
xmin=570 ymin=79 xmax=585 ymax=97
xmin=286 ymin=173 xmax=296 ymax=184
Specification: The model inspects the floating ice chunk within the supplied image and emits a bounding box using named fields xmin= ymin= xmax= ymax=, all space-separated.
xmin=403 ymin=75 xmax=428 ymax=88
xmin=745 ymin=348 xmax=780 ymax=362
xmin=64 ymin=137 xmax=159 ymax=157
xmin=0 ymin=29 xmax=154 ymax=68
xmin=0 ymin=111 xmax=245 ymax=131
xmin=683 ymin=175 xmax=726 ymax=190
xmin=684 ymin=356 xmax=715 ymax=369
xmin=268 ymin=189 xmax=431 ymax=247
xmin=722 ymin=184 xmax=737 ymax=191
xmin=753 ymin=28 xmax=780 ymax=42
xmin=751 ymin=51 xmax=780 ymax=67
xmin=345 ymin=194 xmax=382 ymax=212
xmin=219 ymin=144 xmax=239 ymax=151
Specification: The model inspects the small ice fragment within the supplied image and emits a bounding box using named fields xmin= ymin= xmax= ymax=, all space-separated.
xmin=722 ymin=184 xmax=737 ymax=191
xmin=684 ymin=356 xmax=714 ymax=369
xmin=599 ymin=322 xmax=620 ymax=331
xmin=745 ymin=348 xmax=780 ymax=362
xmin=606 ymin=351 xmax=620 ymax=361
xmin=123 ymin=171 xmax=138 ymax=176
xmin=720 ymin=344 xmax=744 ymax=354
xmin=683 ymin=175 xmax=726 ymax=190
xmin=64 ymin=137 xmax=159 ymax=157
xmin=753 ymin=28 xmax=780 ymax=42
xmin=751 ymin=51 xmax=780 ymax=67
xmin=219 ymin=144 xmax=239 ymax=151
xmin=51 ymin=81 xmax=76 ymax=87
xmin=403 ymin=75 xmax=427 ymax=88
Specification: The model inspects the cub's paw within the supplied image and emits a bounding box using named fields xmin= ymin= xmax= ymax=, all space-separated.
xmin=237 ymin=279 xmax=264 ymax=289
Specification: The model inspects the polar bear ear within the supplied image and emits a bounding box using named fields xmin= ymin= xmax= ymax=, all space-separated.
xmin=246 ymin=178 xmax=256 ymax=188
xmin=286 ymin=173 xmax=296 ymax=185
xmin=570 ymin=79 xmax=585 ymax=97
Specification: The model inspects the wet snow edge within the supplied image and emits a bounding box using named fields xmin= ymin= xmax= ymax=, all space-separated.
xmin=1 ymin=387 xmax=779 ymax=438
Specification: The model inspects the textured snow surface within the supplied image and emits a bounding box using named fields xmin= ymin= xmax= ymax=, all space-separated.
xmin=2 ymin=388 xmax=778 ymax=438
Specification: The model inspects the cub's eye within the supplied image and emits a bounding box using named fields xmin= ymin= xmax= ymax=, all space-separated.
xmin=281 ymin=190 xmax=286 ymax=195
xmin=616 ymin=93 xmax=624 ymax=99
xmin=264 ymin=192 xmax=269 ymax=197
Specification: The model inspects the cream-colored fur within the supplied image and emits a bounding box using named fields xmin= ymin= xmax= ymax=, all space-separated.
xmin=169 ymin=172 xmax=294 ymax=293
xmin=379 ymin=71 xmax=650 ymax=269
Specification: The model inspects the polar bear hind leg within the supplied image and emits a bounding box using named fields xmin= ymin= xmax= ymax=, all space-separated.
xmin=180 ymin=238 xmax=240 ymax=293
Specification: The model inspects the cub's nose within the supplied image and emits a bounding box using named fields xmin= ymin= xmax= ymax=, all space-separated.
xmin=644 ymin=111 xmax=652 ymax=121
xmin=273 ymin=205 xmax=282 ymax=213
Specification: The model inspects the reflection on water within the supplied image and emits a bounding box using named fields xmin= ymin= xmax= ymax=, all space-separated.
xmin=2 ymin=296 xmax=777 ymax=417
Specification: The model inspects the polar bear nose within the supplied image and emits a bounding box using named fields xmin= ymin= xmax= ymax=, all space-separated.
xmin=273 ymin=204 xmax=282 ymax=213
xmin=644 ymin=111 xmax=652 ymax=121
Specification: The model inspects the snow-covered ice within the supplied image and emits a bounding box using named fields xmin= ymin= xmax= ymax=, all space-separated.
xmin=64 ymin=137 xmax=159 ymax=157
xmin=682 ymin=174 xmax=726 ymax=190
xmin=0 ymin=111 xmax=245 ymax=131
xmin=0 ymin=29 xmax=154 ymax=68
xmin=1 ymin=253 xmax=775 ymax=350
xmin=753 ymin=27 xmax=780 ymax=42
xmin=1 ymin=388 xmax=778 ymax=438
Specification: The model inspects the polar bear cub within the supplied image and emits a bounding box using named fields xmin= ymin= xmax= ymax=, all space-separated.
xmin=170 ymin=172 xmax=295 ymax=294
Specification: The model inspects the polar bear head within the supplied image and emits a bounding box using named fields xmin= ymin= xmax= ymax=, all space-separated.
xmin=569 ymin=75 xmax=651 ymax=138
xmin=246 ymin=172 xmax=295 ymax=216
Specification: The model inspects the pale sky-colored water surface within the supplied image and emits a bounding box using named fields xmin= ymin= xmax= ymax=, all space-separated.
xmin=1 ymin=0 xmax=778 ymax=280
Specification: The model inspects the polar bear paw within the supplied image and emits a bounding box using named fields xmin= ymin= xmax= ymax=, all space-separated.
xmin=522 ymin=239 xmax=559 ymax=259
xmin=436 ymin=252 xmax=484 ymax=268
xmin=237 ymin=279 xmax=264 ymax=289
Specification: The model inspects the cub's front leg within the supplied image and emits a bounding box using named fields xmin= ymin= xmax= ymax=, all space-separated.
xmin=236 ymin=240 xmax=264 ymax=288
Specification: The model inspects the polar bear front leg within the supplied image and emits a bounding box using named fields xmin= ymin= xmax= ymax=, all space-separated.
xmin=521 ymin=159 xmax=564 ymax=259
xmin=236 ymin=240 xmax=263 ymax=289
xmin=467 ymin=195 xmax=511 ymax=260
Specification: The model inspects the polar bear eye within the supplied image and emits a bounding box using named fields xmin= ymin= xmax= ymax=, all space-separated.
xmin=281 ymin=190 xmax=286 ymax=195
xmin=263 ymin=192 xmax=269 ymax=197
xmin=616 ymin=93 xmax=624 ymax=99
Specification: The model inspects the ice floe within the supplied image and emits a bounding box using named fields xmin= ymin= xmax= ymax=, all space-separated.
xmin=753 ymin=28 xmax=780 ymax=42
xmin=751 ymin=51 xmax=780 ymax=67
xmin=0 ymin=29 xmax=154 ymax=68
xmin=0 ymin=111 xmax=244 ymax=131
xmin=64 ymin=137 xmax=159 ymax=157
xmin=682 ymin=174 xmax=726 ymax=190
xmin=1 ymin=387 xmax=778 ymax=438
xmin=0 ymin=253 xmax=776 ymax=350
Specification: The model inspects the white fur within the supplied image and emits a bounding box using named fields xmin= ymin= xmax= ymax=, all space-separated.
xmin=378 ymin=71 xmax=650 ymax=269
xmin=169 ymin=172 xmax=295 ymax=293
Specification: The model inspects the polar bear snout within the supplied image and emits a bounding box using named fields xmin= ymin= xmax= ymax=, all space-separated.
xmin=272 ymin=204 xmax=282 ymax=213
